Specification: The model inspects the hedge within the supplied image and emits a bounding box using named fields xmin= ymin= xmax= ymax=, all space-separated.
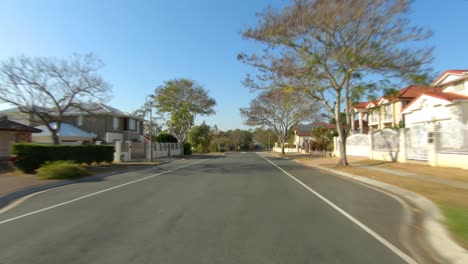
xmin=11 ymin=143 xmax=114 ymax=173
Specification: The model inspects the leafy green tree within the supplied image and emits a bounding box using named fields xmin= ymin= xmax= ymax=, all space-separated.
xmin=154 ymin=132 xmax=177 ymax=143
xmin=188 ymin=122 xmax=212 ymax=153
xmin=252 ymin=127 xmax=278 ymax=150
xmin=152 ymin=78 xmax=216 ymax=146
xmin=210 ymin=124 xmax=225 ymax=153
xmin=240 ymin=0 xmax=433 ymax=165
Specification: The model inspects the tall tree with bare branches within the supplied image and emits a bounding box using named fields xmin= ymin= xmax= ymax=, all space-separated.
xmin=0 ymin=53 xmax=111 ymax=144
xmin=240 ymin=0 xmax=433 ymax=165
xmin=240 ymin=88 xmax=321 ymax=155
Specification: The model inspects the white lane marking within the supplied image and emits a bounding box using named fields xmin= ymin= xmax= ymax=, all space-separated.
xmin=260 ymin=155 xmax=418 ymax=264
xmin=0 ymin=159 xmax=207 ymax=225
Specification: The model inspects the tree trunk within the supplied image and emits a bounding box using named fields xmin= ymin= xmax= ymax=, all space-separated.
xmin=180 ymin=141 xmax=185 ymax=158
xmin=51 ymin=130 xmax=60 ymax=145
xmin=335 ymin=97 xmax=348 ymax=166
xmin=281 ymin=142 xmax=285 ymax=155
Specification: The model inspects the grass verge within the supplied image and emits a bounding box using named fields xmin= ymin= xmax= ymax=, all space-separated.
xmin=37 ymin=161 xmax=90 ymax=179
xmin=442 ymin=206 xmax=468 ymax=246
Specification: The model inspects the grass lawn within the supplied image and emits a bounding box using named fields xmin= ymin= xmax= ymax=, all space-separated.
xmin=442 ymin=206 xmax=468 ymax=246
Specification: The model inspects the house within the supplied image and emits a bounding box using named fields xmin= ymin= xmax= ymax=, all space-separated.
xmin=350 ymin=102 xmax=370 ymax=134
xmin=366 ymin=85 xmax=442 ymax=131
xmin=61 ymin=103 xmax=144 ymax=143
xmin=32 ymin=123 xmax=97 ymax=144
xmin=0 ymin=103 xmax=145 ymax=144
xmin=294 ymin=122 xmax=337 ymax=152
xmin=0 ymin=116 xmax=42 ymax=160
xmin=402 ymin=70 xmax=468 ymax=158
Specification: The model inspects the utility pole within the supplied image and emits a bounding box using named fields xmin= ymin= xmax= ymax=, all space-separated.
xmin=146 ymin=95 xmax=154 ymax=162
xmin=268 ymin=133 xmax=270 ymax=152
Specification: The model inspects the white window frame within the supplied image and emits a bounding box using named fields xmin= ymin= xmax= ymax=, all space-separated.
xmin=77 ymin=116 xmax=83 ymax=126
xmin=113 ymin=117 xmax=119 ymax=130
xmin=128 ymin=119 xmax=136 ymax=131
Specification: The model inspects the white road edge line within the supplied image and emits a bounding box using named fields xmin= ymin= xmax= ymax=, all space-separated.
xmin=260 ymin=155 xmax=418 ymax=264
xmin=0 ymin=159 xmax=207 ymax=225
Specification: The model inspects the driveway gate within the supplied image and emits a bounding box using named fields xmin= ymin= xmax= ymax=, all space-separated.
xmin=406 ymin=124 xmax=428 ymax=160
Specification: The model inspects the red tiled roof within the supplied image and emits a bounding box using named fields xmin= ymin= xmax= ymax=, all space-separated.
xmin=295 ymin=122 xmax=336 ymax=136
xmin=401 ymin=92 xmax=468 ymax=113
xmin=432 ymin=69 xmax=468 ymax=86
xmin=397 ymin=85 xmax=443 ymax=99
xmin=351 ymin=102 xmax=368 ymax=109
xmin=422 ymin=92 xmax=468 ymax=101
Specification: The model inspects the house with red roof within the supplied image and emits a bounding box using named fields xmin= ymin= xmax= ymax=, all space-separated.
xmin=364 ymin=85 xmax=442 ymax=131
xmin=293 ymin=122 xmax=337 ymax=152
xmin=402 ymin=70 xmax=468 ymax=159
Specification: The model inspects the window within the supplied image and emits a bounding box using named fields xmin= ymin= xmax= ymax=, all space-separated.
xmin=77 ymin=116 xmax=83 ymax=126
xmin=136 ymin=121 xmax=140 ymax=132
xmin=128 ymin=119 xmax=136 ymax=130
xmin=383 ymin=104 xmax=392 ymax=122
xmin=454 ymin=81 xmax=465 ymax=92
xmin=113 ymin=117 xmax=119 ymax=130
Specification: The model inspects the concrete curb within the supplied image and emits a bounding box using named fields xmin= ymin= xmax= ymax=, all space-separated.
xmin=0 ymin=160 xmax=180 ymax=211
xmin=296 ymin=160 xmax=468 ymax=264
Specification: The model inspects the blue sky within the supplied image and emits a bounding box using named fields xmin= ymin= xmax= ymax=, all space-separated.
xmin=0 ymin=0 xmax=467 ymax=130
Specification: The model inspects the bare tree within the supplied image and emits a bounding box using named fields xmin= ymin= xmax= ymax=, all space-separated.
xmin=240 ymin=0 xmax=433 ymax=165
xmin=0 ymin=53 xmax=111 ymax=144
xmin=240 ymin=88 xmax=321 ymax=155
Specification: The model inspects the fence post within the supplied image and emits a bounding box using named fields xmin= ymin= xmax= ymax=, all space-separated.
xmin=427 ymin=122 xmax=438 ymax=167
xmin=126 ymin=141 xmax=132 ymax=161
xmin=398 ymin=128 xmax=407 ymax=163
xmin=114 ymin=141 xmax=122 ymax=163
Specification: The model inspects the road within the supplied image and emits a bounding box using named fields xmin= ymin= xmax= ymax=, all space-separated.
xmin=0 ymin=153 xmax=415 ymax=264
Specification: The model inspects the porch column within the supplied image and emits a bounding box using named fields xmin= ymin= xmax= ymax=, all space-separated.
xmin=351 ymin=112 xmax=355 ymax=134
xmin=359 ymin=112 xmax=364 ymax=134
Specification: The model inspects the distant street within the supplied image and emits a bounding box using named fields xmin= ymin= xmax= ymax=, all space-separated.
xmin=0 ymin=153 xmax=414 ymax=264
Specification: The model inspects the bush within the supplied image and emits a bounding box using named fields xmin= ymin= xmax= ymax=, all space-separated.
xmin=184 ymin=143 xmax=192 ymax=155
xmin=154 ymin=133 xmax=178 ymax=143
xmin=11 ymin=143 xmax=114 ymax=173
xmin=37 ymin=161 xmax=90 ymax=179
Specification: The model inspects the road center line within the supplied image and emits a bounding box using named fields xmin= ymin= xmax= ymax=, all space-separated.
xmin=260 ymin=155 xmax=417 ymax=264
xmin=0 ymin=159 xmax=207 ymax=225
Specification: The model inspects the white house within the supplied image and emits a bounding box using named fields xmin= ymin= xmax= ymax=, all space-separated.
xmin=401 ymin=70 xmax=468 ymax=167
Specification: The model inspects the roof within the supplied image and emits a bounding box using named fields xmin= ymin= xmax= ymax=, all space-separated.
xmin=33 ymin=123 xmax=97 ymax=139
xmin=432 ymin=70 xmax=468 ymax=86
xmin=0 ymin=103 xmax=143 ymax=120
xmin=64 ymin=103 xmax=141 ymax=119
xmin=0 ymin=116 xmax=42 ymax=133
xmin=396 ymin=85 xmax=443 ymax=99
xmin=401 ymin=92 xmax=468 ymax=113
xmin=351 ymin=102 xmax=369 ymax=109
xmin=295 ymin=122 xmax=336 ymax=136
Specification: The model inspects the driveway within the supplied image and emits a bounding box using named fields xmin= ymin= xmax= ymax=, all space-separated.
xmin=0 ymin=153 xmax=415 ymax=264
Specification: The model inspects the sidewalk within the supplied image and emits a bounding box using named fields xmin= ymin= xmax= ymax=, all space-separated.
xmin=296 ymin=155 xmax=468 ymax=190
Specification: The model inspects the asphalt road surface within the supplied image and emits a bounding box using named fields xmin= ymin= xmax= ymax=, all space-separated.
xmin=0 ymin=153 xmax=416 ymax=264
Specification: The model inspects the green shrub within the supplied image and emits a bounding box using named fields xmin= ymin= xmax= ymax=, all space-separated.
xmin=11 ymin=143 xmax=114 ymax=173
xmin=183 ymin=142 xmax=192 ymax=155
xmin=154 ymin=133 xmax=178 ymax=143
xmin=36 ymin=161 xmax=90 ymax=179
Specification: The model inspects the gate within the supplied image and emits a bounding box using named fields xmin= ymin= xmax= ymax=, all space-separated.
xmin=406 ymin=124 xmax=428 ymax=160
